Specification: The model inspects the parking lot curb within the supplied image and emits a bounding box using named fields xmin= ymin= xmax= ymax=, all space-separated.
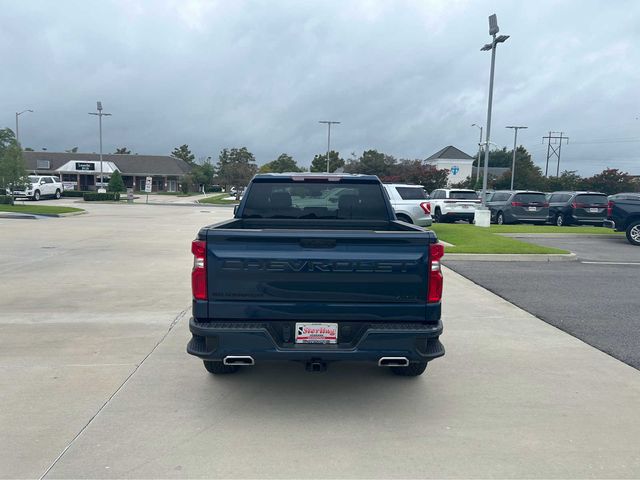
xmin=443 ymin=252 xmax=578 ymax=262
xmin=498 ymin=233 xmax=622 ymax=239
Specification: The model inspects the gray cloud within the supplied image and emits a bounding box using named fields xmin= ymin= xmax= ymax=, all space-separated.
xmin=2 ymin=0 xmax=639 ymax=175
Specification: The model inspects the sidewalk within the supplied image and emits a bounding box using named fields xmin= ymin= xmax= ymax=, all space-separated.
xmin=41 ymin=269 xmax=640 ymax=478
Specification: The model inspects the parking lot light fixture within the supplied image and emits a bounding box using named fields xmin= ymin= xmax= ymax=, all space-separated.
xmin=15 ymin=109 xmax=34 ymax=146
xmin=319 ymin=120 xmax=340 ymax=173
xmin=506 ymin=126 xmax=528 ymax=190
xmin=88 ymin=101 xmax=112 ymax=193
xmin=471 ymin=124 xmax=483 ymax=183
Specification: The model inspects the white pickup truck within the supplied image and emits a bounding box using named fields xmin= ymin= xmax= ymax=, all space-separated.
xmin=10 ymin=175 xmax=64 ymax=201
xmin=428 ymin=188 xmax=480 ymax=223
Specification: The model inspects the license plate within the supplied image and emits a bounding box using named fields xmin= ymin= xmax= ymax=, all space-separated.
xmin=528 ymin=207 xmax=537 ymax=211
xmin=589 ymin=208 xmax=599 ymax=213
xmin=295 ymin=323 xmax=338 ymax=344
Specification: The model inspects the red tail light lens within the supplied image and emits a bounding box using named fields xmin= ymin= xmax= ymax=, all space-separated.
xmin=427 ymin=243 xmax=444 ymax=303
xmin=607 ymin=201 xmax=614 ymax=217
xmin=511 ymin=201 xmax=523 ymax=207
xmin=191 ymin=240 xmax=207 ymax=300
xmin=420 ymin=202 xmax=431 ymax=214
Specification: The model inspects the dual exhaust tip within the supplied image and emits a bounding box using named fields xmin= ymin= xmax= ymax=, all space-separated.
xmin=223 ymin=356 xmax=410 ymax=368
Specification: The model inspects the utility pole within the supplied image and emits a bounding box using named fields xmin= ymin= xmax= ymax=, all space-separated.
xmin=318 ymin=120 xmax=340 ymax=173
xmin=471 ymin=124 xmax=483 ymax=184
xmin=15 ymin=109 xmax=34 ymax=146
xmin=89 ymin=102 xmax=112 ymax=192
xmin=506 ymin=126 xmax=527 ymax=189
xmin=542 ymin=131 xmax=569 ymax=177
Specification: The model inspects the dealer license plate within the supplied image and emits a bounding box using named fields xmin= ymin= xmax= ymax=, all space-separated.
xmin=589 ymin=208 xmax=599 ymax=213
xmin=528 ymin=206 xmax=537 ymax=211
xmin=295 ymin=323 xmax=338 ymax=344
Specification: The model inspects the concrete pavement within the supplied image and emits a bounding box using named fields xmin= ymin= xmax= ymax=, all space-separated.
xmin=2 ymin=203 xmax=640 ymax=478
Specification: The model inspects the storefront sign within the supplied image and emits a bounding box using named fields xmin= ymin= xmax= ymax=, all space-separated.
xmin=75 ymin=162 xmax=95 ymax=171
xmin=62 ymin=182 xmax=77 ymax=190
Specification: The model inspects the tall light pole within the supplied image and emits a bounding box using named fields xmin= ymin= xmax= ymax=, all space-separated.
xmin=89 ymin=101 xmax=111 ymax=192
xmin=479 ymin=14 xmax=509 ymax=207
xmin=506 ymin=126 xmax=527 ymax=190
xmin=319 ymin=120 xmax=340 ymax=173
xmin=15 ymin=109 xmax=34 ymax=146
xmin=471 ymin=123 xmax=483 ymax=184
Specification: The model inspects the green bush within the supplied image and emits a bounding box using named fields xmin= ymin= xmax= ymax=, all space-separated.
xmin=83 ymin=192 xmax=120 ymax=202
xmin=62 ymin=190 xmax=88 ymax=197
xmin=206 ymin=185 xmax=222 ymax=193
xmin=0 ymin=195 xmax=13 ymax=205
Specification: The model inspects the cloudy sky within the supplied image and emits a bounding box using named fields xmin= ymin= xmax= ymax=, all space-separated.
xmin=2 ymin=0 xmax=639 ymax=175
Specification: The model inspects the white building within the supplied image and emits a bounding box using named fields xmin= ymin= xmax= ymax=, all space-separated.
xmin=425 ymin=146 xmax=475 ymax=185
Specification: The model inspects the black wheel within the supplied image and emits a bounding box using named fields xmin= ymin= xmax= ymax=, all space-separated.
xmin=434 ymin=209 xmax=442 ymax=223
xmin=396 ymin=214 xmax=413 ymax=224
xmin=496 ymin=211 xmax=505 ymax=225
xmin=391 ymin=361 xmax=428 ymax=377
xmin=626 ymin=220 xmax=640 ymax=246
xmin=555 ymin=214 xmax=565 ymax=227
xmin=33 ymin=190 xmax=40 ymax=201
xmin=55 ymin=189 xmax=61 ymax=199
xmin=467 ymin=218 xmax=474 ymax=224
xmin=203 ymin=360 xmax=239 ymax=375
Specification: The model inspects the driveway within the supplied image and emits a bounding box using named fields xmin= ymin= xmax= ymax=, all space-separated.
xmin=2 ymin=206 xmax=640 ymax=478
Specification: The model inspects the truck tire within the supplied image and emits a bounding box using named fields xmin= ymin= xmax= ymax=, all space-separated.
xmin=55 ymin=189 xmax=61 ymax=199
xmin=203 ymin=360 xmax=239 ymax=374
xmin=33 ymin=190 xmax=40 ymax=201
xmin=434 ymin=208 xmax=442 ymax=223
xmin=496 ymin=211 xmax=505 ymax=225
xmin=555 ymin=213 xmax=565 ymax=227
xmin=391 ymin=361 xmax=428 ymax=377
xmin=626 ymin=220 xmax=640 ymax=246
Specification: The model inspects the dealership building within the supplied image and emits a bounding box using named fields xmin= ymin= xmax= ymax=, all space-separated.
xmin=425 ymin=146 xmax=476 ymax=185
xmin=23 ymin=151 xmax=192 ymax=192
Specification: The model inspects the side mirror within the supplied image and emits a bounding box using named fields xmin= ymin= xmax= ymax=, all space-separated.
xmin=233 ymin=205 xmax=239 ymax=216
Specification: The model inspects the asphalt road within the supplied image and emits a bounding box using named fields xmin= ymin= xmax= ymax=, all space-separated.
xmin=446 ymin=235 xmax=640 ymax=369
xmin=3 ymin=204 xmax=640 ymax=478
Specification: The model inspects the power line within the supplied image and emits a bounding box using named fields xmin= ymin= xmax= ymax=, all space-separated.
xmin=542 ymin=131 xmax=569 ymax=177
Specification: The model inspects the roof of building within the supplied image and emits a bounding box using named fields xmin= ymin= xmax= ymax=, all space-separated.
xmin=23 ymin=152 xmax=192 ymax=176
xmin=426 ymin=146 xmax=475 ymax=161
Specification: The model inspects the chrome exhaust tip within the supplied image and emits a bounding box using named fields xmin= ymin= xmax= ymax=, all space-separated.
xmin=378 ymin=357 xmax=410 ymax=367
xmin=223 ymin=356 xmax=255 ymax=366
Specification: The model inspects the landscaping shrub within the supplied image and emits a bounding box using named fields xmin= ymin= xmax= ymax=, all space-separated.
xmin=62 ymin=190 xmax=88 ymax=197
xmin=83 ymin=192 xmax=120 ymax=201
xmin=206 ymin=185 xmax=222 ymax=193
xmin=0 ymin=195 xmax=13 ymax=205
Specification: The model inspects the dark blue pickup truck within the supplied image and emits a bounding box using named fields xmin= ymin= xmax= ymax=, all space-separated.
xmin=187 ymin=173 xmax=445 ymax=376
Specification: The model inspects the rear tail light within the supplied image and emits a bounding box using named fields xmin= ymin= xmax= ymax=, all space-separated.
xmin=427 ymin=243 xmax=444 ymax=304
xmin=607 ymin=201 xmax=614 ymax=217
xmin=191 ymin=240 xmax=207 ymax=300
xmin=511 ymin=201 xmax=523 ymax=207
xmin=420 ymin=202 xmax=431 ymax=214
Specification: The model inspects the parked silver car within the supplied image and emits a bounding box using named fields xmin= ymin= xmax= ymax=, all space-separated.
xmin=382 ymin=183 xmax=432 ymax=226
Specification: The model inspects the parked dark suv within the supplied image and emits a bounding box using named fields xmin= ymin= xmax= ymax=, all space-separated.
xmin=547 ymin=191 xmax=608 ymax=226
xmin=486 ymin=190 xmax=549 ymax=225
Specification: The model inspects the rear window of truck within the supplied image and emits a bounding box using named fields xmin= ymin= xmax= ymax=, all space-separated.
xmin=450 ymin=191 xmax=478 ymax=200
xmin=395 ymin=187 xmax=428 ymax=200
xmin=242 ymin=181 xmax=389 ymax=220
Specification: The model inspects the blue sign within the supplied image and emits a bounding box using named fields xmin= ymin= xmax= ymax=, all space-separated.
xmin=451 ymin=166 xmax=460 ymax=175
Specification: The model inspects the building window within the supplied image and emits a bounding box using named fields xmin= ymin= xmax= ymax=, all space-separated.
xmin=37 ymin=160 xmax=50 ymax=169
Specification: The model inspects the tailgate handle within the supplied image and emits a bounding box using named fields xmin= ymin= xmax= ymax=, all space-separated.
xmin=300 ymin=238 xmax=337 ymax=249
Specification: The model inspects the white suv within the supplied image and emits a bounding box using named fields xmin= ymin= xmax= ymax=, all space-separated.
xmin=428 ymin=188 xmax=480 ymax=223
xmin=382 ymin=183 xmax=432 ymax=226
xmin=10 ymin=175 xmax=64 ymax=201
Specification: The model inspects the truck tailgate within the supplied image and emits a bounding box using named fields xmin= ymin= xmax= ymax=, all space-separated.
xmin=206 ymin=228 xmax=434 ymax=322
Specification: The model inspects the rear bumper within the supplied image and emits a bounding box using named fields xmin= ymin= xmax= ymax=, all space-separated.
xmin=443 ymin=211 xmax=475 ymax=220
xmin=187 ymin=317 xmax=444 ymax=364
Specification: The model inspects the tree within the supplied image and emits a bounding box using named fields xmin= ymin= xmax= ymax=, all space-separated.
xmin=216 ymin=147 xmax=258 ymax=190
xmin=491 ymin=146 xmax=545 ymax=191
xmin=0 ymin=140 xmax=28 ymax=193
xmin=310 ymin=150 xmax=345 ymax=173
xmin=114 ymin=147 xmax=131 ymax=154
xmin=171 ymin=144 xmax=195 ymax=165
xmin=259 ymin=153 xmax=303 ymax=173
xmin=581 ymin=168 xmax=638 ymax=195
xmin=344 ymin=150 xmax=396 ymax=177
xmin=191 ymin=157 xmax=217 ymax=192
xmin=107 ymin=170 xmax=125 ymax=193
xmin=543 ymin=170 xmax=583 ymax=192
xmin=388 ymin=160 xmax=449 ymax=193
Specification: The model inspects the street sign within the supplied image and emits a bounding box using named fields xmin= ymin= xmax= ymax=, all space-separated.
xmin=144 ymin=176 xmax=153 ymax=193
xmin=127 ymin=188 xmax=134 ymax=203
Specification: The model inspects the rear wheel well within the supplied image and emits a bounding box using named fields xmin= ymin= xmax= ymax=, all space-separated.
xmin=624 ymin=214 xmax=640 ymax=229
xmin=396 ymin=213 xmax=413 ymax=223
